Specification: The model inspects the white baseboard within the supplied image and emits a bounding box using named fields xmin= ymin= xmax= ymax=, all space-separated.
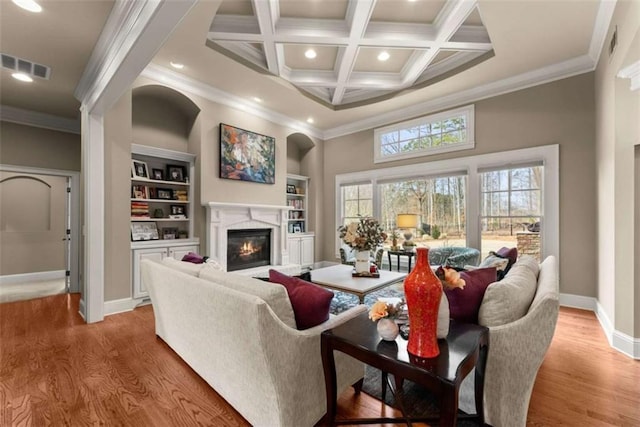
xmin=104 ymin=297 xmax=150 ymax=316
xmin=78 ymin=298 xmax=86 ymax=321
xmin=560 ymin=293 xmax=639 ymax=360
xmin=0 ymin=270 xmax=65 ymax=286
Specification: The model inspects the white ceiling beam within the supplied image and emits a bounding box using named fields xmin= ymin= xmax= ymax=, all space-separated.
xmin=210 ymin=15 xmax=261 ymax=34
xmin=332 ymin=0 xmax=377 ymax=105
xmin=252 ymin=0 xmax=279 ymax=74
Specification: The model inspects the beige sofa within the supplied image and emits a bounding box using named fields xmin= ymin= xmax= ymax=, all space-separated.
xmin=141 ymin=258 xmax=367 ymax=427
xmin=459 ymin=255 xmax=559 ymax=427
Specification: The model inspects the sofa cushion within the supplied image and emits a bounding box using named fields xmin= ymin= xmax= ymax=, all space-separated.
xmin=478 ymin=257 xmax=538 ymax=327
xmin=444 ymin=267 xmax=497 ymax=324
xmin=269 ymin=269 xmax=334 ymax=330
xmin=161 ymin=257 xmax=205 ymax=276
xmin=199 ymin=268 xmax=297 ymax=329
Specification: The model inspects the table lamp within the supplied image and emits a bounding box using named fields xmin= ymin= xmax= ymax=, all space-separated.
xmin=396 ymin=213 xmax=419 ymax=247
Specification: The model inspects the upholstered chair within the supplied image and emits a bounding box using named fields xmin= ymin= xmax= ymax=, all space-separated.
xmin=428 ymin=246 xmax=481 ymax=268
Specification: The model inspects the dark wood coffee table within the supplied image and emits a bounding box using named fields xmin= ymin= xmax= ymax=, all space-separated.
xmin=320 ymin=312 xmax=489 ymax=426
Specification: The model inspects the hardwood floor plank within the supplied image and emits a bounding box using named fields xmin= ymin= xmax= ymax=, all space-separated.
xmin=1 ymin=295 xmax=639 ymax=426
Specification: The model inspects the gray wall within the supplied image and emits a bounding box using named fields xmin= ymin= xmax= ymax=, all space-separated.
xmin=322 ymin=73 xmax=596 ymax=298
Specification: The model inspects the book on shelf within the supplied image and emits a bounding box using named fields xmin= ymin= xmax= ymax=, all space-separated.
xmin=131 ymin=201 xmax=149 ymax=218
xmin=172 ymin=190 xmax=188 ymax=201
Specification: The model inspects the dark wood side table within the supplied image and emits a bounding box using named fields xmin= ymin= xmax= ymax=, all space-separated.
xmin=387 ymin=250 xmax=416 ymax=272
xmin=320 ymin=312 xmax=489 ymax=426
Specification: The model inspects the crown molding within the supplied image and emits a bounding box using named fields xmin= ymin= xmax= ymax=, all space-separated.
xmin=140 ymin=63 xmax=323 ymax=139
xmin=0 ymin=105 xmax=80 ymax=134
xmin=322 ymin=54 xmax=595 ymax=140
xmin=588 ymin=0 xmax=618 ymax=63
xmin=618 ymin=60 xmax=640 ymax=91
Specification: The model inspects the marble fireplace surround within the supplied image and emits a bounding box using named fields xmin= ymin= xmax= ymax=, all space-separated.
xmin=204 ymin=202 xmax=300 ymax=276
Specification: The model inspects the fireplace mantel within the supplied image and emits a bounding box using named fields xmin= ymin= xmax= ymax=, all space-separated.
xmin=204 ymin=202 xmax=299 ymax=275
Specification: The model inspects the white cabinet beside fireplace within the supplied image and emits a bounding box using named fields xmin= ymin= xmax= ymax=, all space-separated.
xmin=132 ymin=240 xmax=199 ymax=299
xmin=287 ymin=233 xmax=314 ymax=269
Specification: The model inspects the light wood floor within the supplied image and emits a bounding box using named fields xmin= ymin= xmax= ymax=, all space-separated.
xmin=0 ymin=294 xmax=638 ymax=426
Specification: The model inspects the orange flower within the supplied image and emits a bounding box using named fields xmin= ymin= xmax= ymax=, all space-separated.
xmin=442 ymin=267 xmax=466 ymax=290
xmin=369 ymin=301 xmax=389 ymax=321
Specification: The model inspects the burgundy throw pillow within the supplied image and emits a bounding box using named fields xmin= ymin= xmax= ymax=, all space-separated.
xmin=496 ymin=247 xmax=518 ymax=274
xmin=444 ymin=267 xmax=497 ymax=324
xmin=182 ymin=252 xmax=205 ymax=264
xmin=269 ymin=269 xmax=334 ymax=330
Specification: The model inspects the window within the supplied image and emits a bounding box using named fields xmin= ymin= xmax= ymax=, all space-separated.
xmin=340 ymin=183 xmax=372 ymax=225
xmin=480 ymin=165 xmax=543 ymax=260
xmin=374 ymin=105 xmax=475 ymax=163
xmin=379 ymin=175 xmax=466 ymax=248
xmin=335 ymin=145 xmax=558 ymax=262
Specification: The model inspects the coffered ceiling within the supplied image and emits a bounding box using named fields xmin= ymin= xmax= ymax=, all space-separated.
xmin=206 ymin=0 xmax=493 ymax=108
xmin=0 ymin=0 xmax=612 ymax=138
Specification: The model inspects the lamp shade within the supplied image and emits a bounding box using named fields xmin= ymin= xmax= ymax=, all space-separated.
xmin=397 ymin=213 xmax=419 ymax=228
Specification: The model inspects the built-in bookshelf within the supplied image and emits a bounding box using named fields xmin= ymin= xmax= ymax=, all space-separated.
xmin=286 ymin=174 xmax=308 ymax=233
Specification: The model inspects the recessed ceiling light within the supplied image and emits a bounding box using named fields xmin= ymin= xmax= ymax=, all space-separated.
xmin=253 ymin=97 xmax=262 ymax=103
xmin=305 ymin=49 xmax=317 ymax=59
xmin=12 ymin=0 xmax=42 ymax=12
xmin=377 ymin=51 xmax=390 ymax=61
xmin=306 ymin=117 xmax=314 ymax=124
xmin=12 ymin=72 xmax=33 ymax=82
xmin=170 ymin=61 xmax=184 ymax=69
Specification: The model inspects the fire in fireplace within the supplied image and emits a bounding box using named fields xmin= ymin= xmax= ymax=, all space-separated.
xmin=227 ymin=228 xmax=271 ymax=271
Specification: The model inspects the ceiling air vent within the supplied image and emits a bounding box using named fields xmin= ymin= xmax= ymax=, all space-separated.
xmin=1 ymin=53 xmax=51 ymax=80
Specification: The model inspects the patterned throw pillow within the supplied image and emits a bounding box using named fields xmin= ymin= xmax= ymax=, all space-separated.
xmin=496 ymin=246 xmax=518 ymax=275
xmin=477 ymin=252 xmax=510 ymax=280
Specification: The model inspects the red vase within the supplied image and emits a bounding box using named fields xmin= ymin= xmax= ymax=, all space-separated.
xmin=404 ymin=247 xmax=442 ymax=358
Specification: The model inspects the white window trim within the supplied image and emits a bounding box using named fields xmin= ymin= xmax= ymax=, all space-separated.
xmin=335 ymin=144 xmax=559 ymax=262
xmin=373 ymin=104 xmax=475 ymax=164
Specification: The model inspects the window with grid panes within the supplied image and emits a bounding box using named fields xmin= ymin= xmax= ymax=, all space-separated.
xmin=340 ymin=183 xmax=373 ymax=225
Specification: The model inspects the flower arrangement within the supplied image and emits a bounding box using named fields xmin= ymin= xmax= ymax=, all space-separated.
xmin=435 ymin=266 xmax=466 ymax=290
xmin=338 ymin=217 xmax=387 ymax=251
xmin=368 ymin=299 xmax=405 ymax=322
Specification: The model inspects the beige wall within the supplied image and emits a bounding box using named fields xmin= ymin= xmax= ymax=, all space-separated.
xmin=0 ymin=122 xmax=80 ymax=171
xmin=595 ymin=0 xmax=640 ymax=338
xmin=104 ymin=90 xmax=133 ymax=302
xmin=322 ymin=73 xmax=596 ymax=298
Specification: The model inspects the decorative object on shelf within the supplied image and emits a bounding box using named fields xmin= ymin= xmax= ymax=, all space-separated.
xmin=153 ymin=208 xmax=164 ymax=218
xmin=152 ymin=168 xmax=164 ymax=180
xmin=166 ymin=164 xmax=186 ymax=182
xmin=178 ymin=230 xmax=188 ymax=239
xmin=286 ymin=184 xmax=296 ymax=194
xmin=132 ymin=185 xmax=149 ymax=199
xmin=404 ymin=247 xmax=442 ymax=358
xmin=131 ymin=159 xmax=149 ymax=178
xmin=162 ymin=227 xmax=178 ymax=240
xmin=220 ymin=123 xmax=275 ymax=184
xmin=397 ymin=213 xmax=419 ymax=248
xmin=131 ymin=222 xmax=159 ymax=241
xmin=369 ymin=300 xmax=405 ymax=341
xmin=338 ymin=217 xmax=387 ymax=274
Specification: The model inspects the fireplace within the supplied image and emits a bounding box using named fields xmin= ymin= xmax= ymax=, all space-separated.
xmin=227 ymin=229 xmax=271 ymax=272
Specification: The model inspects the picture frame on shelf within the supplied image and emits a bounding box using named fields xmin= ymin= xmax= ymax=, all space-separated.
xmin=152 ymin=168 xmax=164 ymax=180
xmin=132 ymin=185 xmax=149 ymax=199
xmin=156 ymin=188 xmax=172 ymax=200
xmin=131 ymin=222 xmax=159 ymax=241
xmin=131 ymin=160 xmax=149 ymax=179
xmin=166 ymin=164 xmax=186 ymax=182
xmin=219 ymin=123 xmax=275 ymax=184
xmin=170 ymin=205 xmax=186 ymax=217
xmin=286 ymin=184 xmax=296 ymax=194
xmin=162 ymin=227 xmax=178 ymax=240
xmin=293 ymin=224 xmax=302 ymax=233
